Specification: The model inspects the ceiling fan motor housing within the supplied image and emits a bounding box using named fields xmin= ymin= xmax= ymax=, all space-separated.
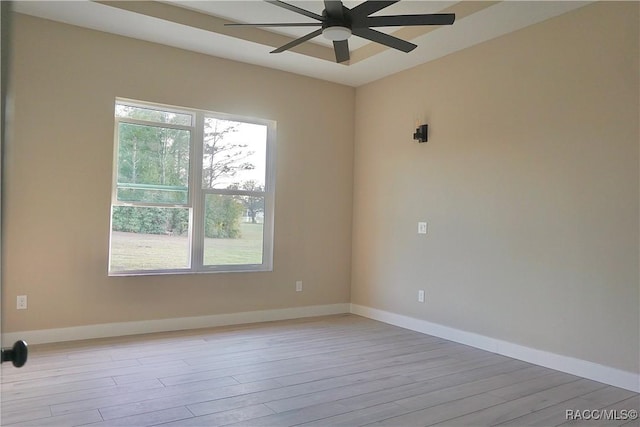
xmin=321 ymin=6 xmax=352 ymax=41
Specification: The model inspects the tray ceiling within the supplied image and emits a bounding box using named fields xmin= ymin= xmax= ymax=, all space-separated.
xmin=13 ymin=1 xmax=591 ymax=87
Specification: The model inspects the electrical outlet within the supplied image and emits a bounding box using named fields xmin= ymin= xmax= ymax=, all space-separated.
xmin=296 ymin=281 xmax=303 ymax=292
xmin=17 ymin=295 xmax=27 ymax=310
xmin=418 ymin=290 xmax=425 ymax=303
xmin=418 ymin=222 xmax=428 ymax=234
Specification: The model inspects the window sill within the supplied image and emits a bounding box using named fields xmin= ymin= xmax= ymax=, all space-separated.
xmin=108 ymin=265 xmax=273 ymax=277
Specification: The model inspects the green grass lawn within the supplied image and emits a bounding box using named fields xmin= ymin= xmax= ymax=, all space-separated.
xmin=110 ymin=223 xmax=263 ymax=272
xmin=204 ymin=222 xmax=263 ymax=266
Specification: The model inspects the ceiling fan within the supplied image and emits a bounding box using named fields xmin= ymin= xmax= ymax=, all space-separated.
xmin=225 ymin=0 xmax=455 ymax=63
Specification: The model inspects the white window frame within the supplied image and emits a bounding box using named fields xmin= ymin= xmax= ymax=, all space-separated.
xmin=109 ymin=98 xmax=276 ymax=276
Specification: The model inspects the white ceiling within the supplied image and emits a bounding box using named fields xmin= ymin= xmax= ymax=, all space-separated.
xmin=13 ymin=1 xmax=592 ymax=87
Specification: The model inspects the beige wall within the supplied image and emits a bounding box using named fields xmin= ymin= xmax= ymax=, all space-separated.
xmin=3 ymin=14 xmax=354 ymax=331
xmin=351 ymin=2 xmax=639 ymax=373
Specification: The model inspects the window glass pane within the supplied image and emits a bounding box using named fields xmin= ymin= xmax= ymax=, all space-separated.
xmin=117 ymin=122 xmax=190 ymax=204
xmin=110 ymin=206 xmax=190 ymax=272
xmin=202 ymin=118 xmax=267 ymax=191
xmin=115 ymin=104 xmax=192 ymax=126
xmin=203 ymin=194 xmax=264 ymax=266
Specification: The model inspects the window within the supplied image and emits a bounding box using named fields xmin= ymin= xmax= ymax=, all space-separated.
xmin=109 ymin=99 xmax=275 ymax=275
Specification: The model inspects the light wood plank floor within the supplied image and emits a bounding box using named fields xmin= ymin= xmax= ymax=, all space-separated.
xmin=1 ymin=314 xmax=638 ymax=427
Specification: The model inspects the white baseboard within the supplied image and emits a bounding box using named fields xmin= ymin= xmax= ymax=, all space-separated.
xmin=350 ymin=304 xmax=640 ymax=393
xmin=1 ymin=303 xmax=350 ymax=347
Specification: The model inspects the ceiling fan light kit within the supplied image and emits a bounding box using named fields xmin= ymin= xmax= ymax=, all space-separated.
xmin=322 ymin=26 xmax=351 ymax=41
xmin=225 ymin=0 xmax=456 ymax=63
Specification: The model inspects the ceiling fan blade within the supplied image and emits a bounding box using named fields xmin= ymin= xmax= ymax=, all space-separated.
xmin=352 ymin=27 xmax=416 ymax=52
xmin=360 ymin=14 xmax=456 ymax=28
xmin=225 ymin=22 xmax=322 ymax=27
xmin=324 ymin=1 xmax=344 ymax=19
xmin=350 ymin=1 xmax=399 ymax=18
xmin=270 ymin=28 xmax=323 ymax=53
xmin=265 ymin=1 xmax=324 ymax=21
xmin=333 ymin=40 xmax=349 ymax=63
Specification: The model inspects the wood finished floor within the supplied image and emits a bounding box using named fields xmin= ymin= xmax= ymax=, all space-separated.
xmin=1 ymin=314 xmax=638 ymax=427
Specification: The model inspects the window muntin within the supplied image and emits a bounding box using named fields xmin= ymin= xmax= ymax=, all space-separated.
xmin=109 ymin=99 xmax=275 ymax=275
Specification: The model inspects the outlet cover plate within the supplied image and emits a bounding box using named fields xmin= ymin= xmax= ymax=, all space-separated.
xmin=418 ymin=222 xmax=428 ymax=234
xmin=17 ymin=295 xmax=27 ymax=310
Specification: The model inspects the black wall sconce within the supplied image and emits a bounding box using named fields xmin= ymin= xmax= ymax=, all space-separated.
xmin=413 ymin=124 xmax=428 ymax=143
